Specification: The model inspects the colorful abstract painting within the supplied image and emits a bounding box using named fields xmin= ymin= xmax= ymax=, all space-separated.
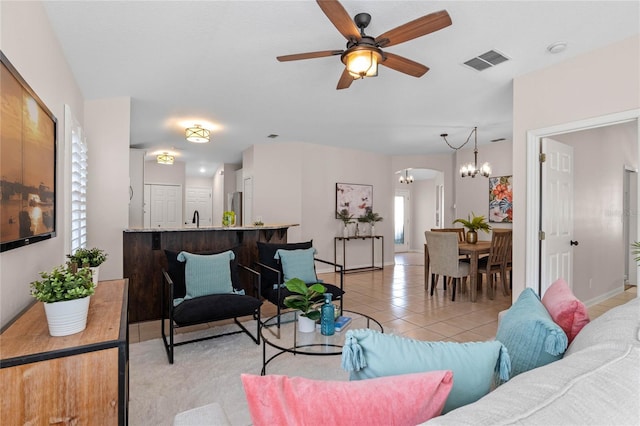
xmin=336 ymin=183 xmax=372 ymax=219
xmin=489 ymin=176 xmax=513 ymax=223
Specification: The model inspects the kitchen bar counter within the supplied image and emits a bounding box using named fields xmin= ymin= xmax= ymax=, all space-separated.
xmin=123 ymin=224 xmax=296 ymax=323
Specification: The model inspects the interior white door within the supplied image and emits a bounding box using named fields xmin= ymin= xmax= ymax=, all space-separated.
xmin=148 ymin=184 xmax=182 ymax=228
xmin=185 ymin=187 xmax=212 ymax=227
xmin=394 ymin=190 xmax=410 ymax=252
xmin=540 ymin=137 xmax=574 ymax=294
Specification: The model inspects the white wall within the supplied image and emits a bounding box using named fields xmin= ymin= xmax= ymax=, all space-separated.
xmin=0 ymin=1 xmax=85 ymax=327
xmin=129 ymin=149 xmax=145 ymax=228
xmin=85 ymin=97 xmax=131 ymax=280
xmin=246 ymin=142 xmax=393 ymax=269
xmin=513 ymin=34 xmax=640 ymax=301
xmin=553 ymin=122 xmax=638 ymax=302
xmin=409 ymin=178 xmax=437 ymax=251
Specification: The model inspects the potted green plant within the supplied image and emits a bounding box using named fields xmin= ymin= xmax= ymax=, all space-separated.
xmin=30 ymin=264 xmax=95 ymax=337
xmin=67 ymin=247 xmax=107 ymax=286
xmin=283 ymin=278 xmax=327 ymax=333
xmin=337 ymin=209 xmax=355 ymax=238
xmin=358 ymin=210 xmax=383 ymax=236
xmin=453 ymin=212 xmax=491 ymax=244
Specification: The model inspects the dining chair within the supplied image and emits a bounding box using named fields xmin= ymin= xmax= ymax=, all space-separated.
xmin=424 ymin=231 xmax=471 ymax=301
xmin=477 ymin=229 xmax=512 ymax=299
xmin=428 ymin=228 xmax=468 ymax=290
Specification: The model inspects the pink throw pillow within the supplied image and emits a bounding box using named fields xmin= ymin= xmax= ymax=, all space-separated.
xmin=542 ymin=278 xmax=590 ymax=343
xmin=241 ymin=371 xmax=453 ymax=426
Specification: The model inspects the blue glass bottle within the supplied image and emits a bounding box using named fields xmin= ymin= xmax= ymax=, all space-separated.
xmin=320 ymin=293 xmax=335 ymax=336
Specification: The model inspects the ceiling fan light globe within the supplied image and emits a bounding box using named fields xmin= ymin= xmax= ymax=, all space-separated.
xmin=343 ymin=47 xmax=382 ymax=79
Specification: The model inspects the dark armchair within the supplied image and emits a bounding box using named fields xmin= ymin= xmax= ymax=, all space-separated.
xmin=255 ymin=241 xmax=344 ymax=327
xmin=161 ymin=249 xmax=262 ymax=364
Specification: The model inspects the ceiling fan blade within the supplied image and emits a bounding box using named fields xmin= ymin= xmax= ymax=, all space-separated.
xmin=316 ymin=0 xmax=360 ymax=41
xmin=380 ymin=52 xmax=429 ymax=77
xmin=376 ymin=10 xmax=452 ymax=48
xmin=336 ymin=68 xmax=354 ymax=90
xmin=277 ymin=50 xmax=343 ymax=62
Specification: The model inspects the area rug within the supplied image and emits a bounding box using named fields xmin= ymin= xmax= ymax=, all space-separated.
xmin=129 ymin=321 xmax=348 ymax=426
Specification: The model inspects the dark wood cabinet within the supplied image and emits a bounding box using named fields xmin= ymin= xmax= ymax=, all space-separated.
xmin=123 ymin=226 xmax=293 ymax=323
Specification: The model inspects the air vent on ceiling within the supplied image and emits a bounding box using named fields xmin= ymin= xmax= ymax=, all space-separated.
xmin=463 ymin=49 xmax=509 ymax=71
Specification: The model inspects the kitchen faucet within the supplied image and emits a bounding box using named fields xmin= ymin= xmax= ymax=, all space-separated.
xmin=192 ymin=210 xmax=199 ymax=228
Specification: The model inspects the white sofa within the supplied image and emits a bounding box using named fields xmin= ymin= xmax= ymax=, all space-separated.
xmin=425 ymin=297 xmax=640 ymax=425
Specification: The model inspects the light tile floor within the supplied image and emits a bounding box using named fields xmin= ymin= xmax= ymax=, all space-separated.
xmin=129 ymin=252 xmax=637 ymax=343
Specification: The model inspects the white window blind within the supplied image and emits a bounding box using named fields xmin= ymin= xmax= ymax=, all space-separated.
xmin=70 ymin=127 xmax=88 ymax=253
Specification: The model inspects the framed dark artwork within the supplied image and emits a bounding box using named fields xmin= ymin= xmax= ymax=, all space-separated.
xmin=489 ymin=175 xmax=513 ymax=223
xmin=1 ymin=51 xmax=57 ymax=252
xmin=336 ymin=183 xmax=372 ymax=219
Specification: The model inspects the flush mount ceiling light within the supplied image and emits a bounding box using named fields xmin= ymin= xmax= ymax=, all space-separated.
xmin=441 ymin=127 xmax=491 ymax=178
xmin=157 ymin=152 xmax=174 ymax=165
xmin=399 ymin=169 xmax=414 ymax=184
xmin=185 ymin=125 xmax=210 ymax=143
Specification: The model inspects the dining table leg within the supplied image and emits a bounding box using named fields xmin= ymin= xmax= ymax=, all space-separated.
xmin=470 ymin=251 xmax=478 ymax=302
xmin=424 ymin=243 xmax=430 ymax=291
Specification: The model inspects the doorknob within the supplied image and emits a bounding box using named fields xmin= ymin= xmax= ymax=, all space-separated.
xmin=570 ymin=240 xmax=579 ymax=246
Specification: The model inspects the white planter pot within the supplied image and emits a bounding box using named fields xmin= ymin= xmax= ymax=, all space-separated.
xmin=43 ymin=296 xmax=91 ymax=337
xmin=297 ymin=314 xmax=316 ymax=333
xmin=371 ymin=225 xmax=375 ymax=236
xmin=90 ymin=266 xmax=100 ymax=287
xmin=342 ymin=225 xmax=349 ymax=238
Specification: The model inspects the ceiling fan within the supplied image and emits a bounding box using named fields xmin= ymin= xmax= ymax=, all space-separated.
xmin=277 ymin=0 xmax=452 ymax=90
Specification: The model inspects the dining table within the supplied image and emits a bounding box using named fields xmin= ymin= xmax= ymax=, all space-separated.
xmin=424 ymin=240 xmax=492 ymax=302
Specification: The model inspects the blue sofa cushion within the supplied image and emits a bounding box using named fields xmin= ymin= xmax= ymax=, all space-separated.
xmin=341 ymin=329 xmax=510 ymax=413
xmin=496 ymin=288 xmax=568 ymax=377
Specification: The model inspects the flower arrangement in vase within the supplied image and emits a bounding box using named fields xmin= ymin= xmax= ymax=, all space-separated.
xmin=358 ymin=209 xmax=383 ymax=236
xmin=336 ymin=209 xmax=354 ymax=238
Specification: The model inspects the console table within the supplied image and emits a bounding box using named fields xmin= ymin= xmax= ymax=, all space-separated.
xmin=0 ymin=279 xmax=129 ymax=425
xmin=334 ymin=235 xmax=384 ymax=273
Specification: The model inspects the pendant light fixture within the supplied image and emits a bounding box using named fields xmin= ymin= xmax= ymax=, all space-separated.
xmin=185 ymin=125 xmax=210 ymax=143
xmin=399 ymin=169 xmax=414 ymax=184
xmin=441 ymin=127 xmax=491 ymax=178
xmin=157 ymin=152 xmax=174 ymax=165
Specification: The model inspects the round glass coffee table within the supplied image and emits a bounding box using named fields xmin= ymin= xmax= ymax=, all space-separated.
xmin=260 ymin=310 xmax=383 ymax=375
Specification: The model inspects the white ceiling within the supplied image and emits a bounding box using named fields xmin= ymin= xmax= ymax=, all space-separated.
xmin=43 ymin=1 xmax=639 ymax=177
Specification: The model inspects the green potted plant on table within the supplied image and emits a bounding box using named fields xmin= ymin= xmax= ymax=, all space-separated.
xmin=67 ymin=247 xmax=107 ymax=286
xmin=453 ymin=212 xmax=491 ymax=244
xmin=358 ymin=210 xmax=384 ymax=236
xmin=31 ymin=264 xmax=95 ymax=337
xmin=337 ymin=209 xmax=355 ymax=238
xmin=283 ymin=278 xmax=327 ymax=333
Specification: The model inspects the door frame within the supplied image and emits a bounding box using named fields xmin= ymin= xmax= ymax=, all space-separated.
xmin=525 ymin=109 xmax=640 ymax=293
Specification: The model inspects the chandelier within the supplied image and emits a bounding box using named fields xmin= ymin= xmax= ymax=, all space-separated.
xmin=441 ymin=127 xmax=491 ymax=178
xmin=399 ymin=169 xmax=414 ymax=184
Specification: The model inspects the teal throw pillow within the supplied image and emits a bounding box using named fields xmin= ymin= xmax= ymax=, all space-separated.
xmin=496 ymin=288 xmax=568 ymax=378
xmin=341 ymin=329 xmax=510 ymax=413
xmin=274 ymin=248 xmax=318 ymax=284
xmin=176 ymin=251 xmax=235 ymax=302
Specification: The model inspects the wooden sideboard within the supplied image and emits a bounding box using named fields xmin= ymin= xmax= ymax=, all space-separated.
xmin=123 ymin=225 xmax=294 ymax=323
xmin=0 ymin=279 xmax=129 ymax=425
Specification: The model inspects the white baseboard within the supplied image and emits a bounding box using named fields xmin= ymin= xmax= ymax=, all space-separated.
xmin=584 ymin=286 xmax=628 ymax=307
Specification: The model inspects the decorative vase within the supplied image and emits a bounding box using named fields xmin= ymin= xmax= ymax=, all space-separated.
xmin=466 ymin=230 xmax=478 ymax=244
xmin=370 ymin=224 xmax=375 ymax=236
xmin=43 ymin=296 xmax=91 ymax=337
xmin=90 ymin=266 xmax=100 ymax=287
xmin=297 ymin=314 xmax=316 ymax=333
xmin=342 ymin=225 xmax=349 ymax=238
